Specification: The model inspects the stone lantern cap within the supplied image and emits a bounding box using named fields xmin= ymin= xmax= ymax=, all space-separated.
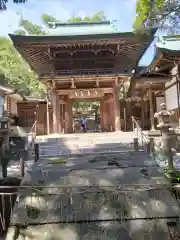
xmin=154 ymin=103 xmax=174 ymax=128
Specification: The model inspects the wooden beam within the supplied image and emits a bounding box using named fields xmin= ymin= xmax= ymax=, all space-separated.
xmin=56 ymin=88 xmax=113 ymax=95
xmin=136 ymin=76 xmax=170 ymax=82
xmin=40 ymin=74 xmax=129 ymax=82
xmin=51 ymin=46 xmax=117 ymax=55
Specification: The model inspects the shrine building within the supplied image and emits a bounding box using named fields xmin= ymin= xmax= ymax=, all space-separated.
xmin=9 ymin=21 xmax=156 ymax=134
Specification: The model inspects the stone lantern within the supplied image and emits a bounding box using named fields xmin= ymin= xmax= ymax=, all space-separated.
xmin=154 ymin=103 xmax=175 ymax=171
xmin=154 ymin=103 xmax=174 ymax=129
xmin=0 ymin=111 xmax=10 ymax=133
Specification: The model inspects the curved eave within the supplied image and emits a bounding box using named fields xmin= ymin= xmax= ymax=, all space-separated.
xmin=8 ymin=29 xmax=156 ymax=77
xmin=9 ymin=28 xmax=157 ymax=44
xmin=156 ymin=47 xmax=180 ymax=57
xmin=0 ymin=84 xmax=23 ymax=101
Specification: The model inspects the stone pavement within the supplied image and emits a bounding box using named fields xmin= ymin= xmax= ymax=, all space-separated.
xmin=6 ymin=132 xmax=180 ymax=239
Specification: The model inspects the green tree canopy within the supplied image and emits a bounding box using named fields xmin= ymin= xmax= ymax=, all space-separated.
xmin=134 ymin=0 xmax=180 ymax=32
xmin=0 ymin=37 xmax=45 ymax=96
xmin=68 ymin=11 xmax=106 ymax=23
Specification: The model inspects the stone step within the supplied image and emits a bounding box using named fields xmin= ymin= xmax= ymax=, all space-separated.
xmin=39 ymin=143 xmax=132 ymax=150
xmin=39 ymin=148 xmax=134 ymax=157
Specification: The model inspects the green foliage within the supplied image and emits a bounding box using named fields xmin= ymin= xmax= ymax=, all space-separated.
xmin=41 ymin=13 xmax=59 ymax=27
xmin=48 ymin=157 xmax=67 ymax=165
xmin=134 ymin=0 xmax=172 ymax=30
xmin=164 ymin=167 xmax=180 ymax=183
xmin=68 ymin=11 xmax=106 ymax=23
xmin=0 ymin=37 xmax=45 ymax=96
xmin=15 ymin=19 xmax=46 ymax=35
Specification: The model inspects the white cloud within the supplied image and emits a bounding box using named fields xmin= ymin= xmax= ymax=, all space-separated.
xmin=0 ymin=10 xmax=19 ymax=36
xmin=77 ymin=10 xmax=87 ymax=19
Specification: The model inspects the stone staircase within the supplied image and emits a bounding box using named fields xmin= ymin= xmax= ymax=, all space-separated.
xmin=6 ymin=132 xmax=180 ymax=239
xmin=37 ymin=132 xmax=135 ymax=157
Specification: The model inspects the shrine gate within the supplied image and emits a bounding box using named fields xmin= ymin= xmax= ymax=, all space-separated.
xmin=10 ymin=21 xmax=155 ymax=134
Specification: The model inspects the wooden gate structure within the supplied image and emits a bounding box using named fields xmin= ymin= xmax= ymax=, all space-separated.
xmin=10 ymin=21 xmax=156 ymax=134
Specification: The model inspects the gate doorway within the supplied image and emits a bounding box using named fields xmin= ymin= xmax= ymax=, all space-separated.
xmin=73 ymin=100 xmax=100 ymax=133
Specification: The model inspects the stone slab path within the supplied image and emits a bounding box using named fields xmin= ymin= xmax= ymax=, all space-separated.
xmin=6 ymin=133 xmax=180 ymax=239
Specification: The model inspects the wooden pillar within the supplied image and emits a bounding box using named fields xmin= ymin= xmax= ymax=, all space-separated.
xmin=103 ymin=99 xmax=108 ymax=131
xmin=46 ymin=97 xmax=49 ymax=135
xmin=140 ymin=90 xmax=145 ymax=130
xmin=124 ymin=100 xmax=127 ymax=132
xmin=65 ymin=97 xmax=73 ymax=133
xmin=100 ymin=98 xmax=104 ymax=131
xmin=100 ymin=96 xmax=108 ymax=132
xmin=113 ymin=84 xmax=121 ymax=131
xmin=105 ymin=95 xmax=113 ymax=132
xmin=61 ymin=104 xmax=65 ymax=133
xmin=56 ymin=96 xmax=60 ymax=133
xmin=149 ymin=87 xmax=155 ymax=130
xmin=52 ymin=91 xmax=58 ymax=133
xmin=106 ymin=101 xmax=111 ymax=131
xmin=68 ymin=98 xmax=73 ymax=133
xmin=58 ymin=103 xmax=62 ymax=133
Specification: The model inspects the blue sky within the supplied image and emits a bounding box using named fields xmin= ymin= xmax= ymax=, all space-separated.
xmin=0 ymin=0 xmax=157 ymax=65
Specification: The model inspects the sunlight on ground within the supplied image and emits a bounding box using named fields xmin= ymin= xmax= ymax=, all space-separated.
xmin=99 ymin=178 xmax=113 ymax=186
xmin=24 ymin=195 xmax=47 ymax=210
xmin=149 ymin=199 xmax=167 ymax=213
xmin=107 ymin=168 xmax=124 ymax=177
xmin=130 ymin=204 xmax=146 ymax=218
xmin=57 ymin=227 xmax=78 ymax=240
xmin=98 ymin=205 xmax=115 ymax=220
xmin=69 ymin=176 xmax=91 ymax=186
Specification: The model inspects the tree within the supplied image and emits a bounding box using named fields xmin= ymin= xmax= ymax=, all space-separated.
xmin=68 ymin=11 xmax=106 ymax=23
xmin=14 ymin=19 xmax=46 ymax=35
xmin=41 ymin=13 xmax=59 ymax=28
xmin=134 ymin=0 xmax=180 ymax=32
xmin=0 ymin=37 xmax=46 ymax=96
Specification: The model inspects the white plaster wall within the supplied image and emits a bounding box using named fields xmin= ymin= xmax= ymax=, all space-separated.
xmin=165 ymin=65 xmax=179 ymax=110
xmin=165 ymin=85 xmax=179 ymax=110
xmin=156 ymin=96 xmax=165 ymax=112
